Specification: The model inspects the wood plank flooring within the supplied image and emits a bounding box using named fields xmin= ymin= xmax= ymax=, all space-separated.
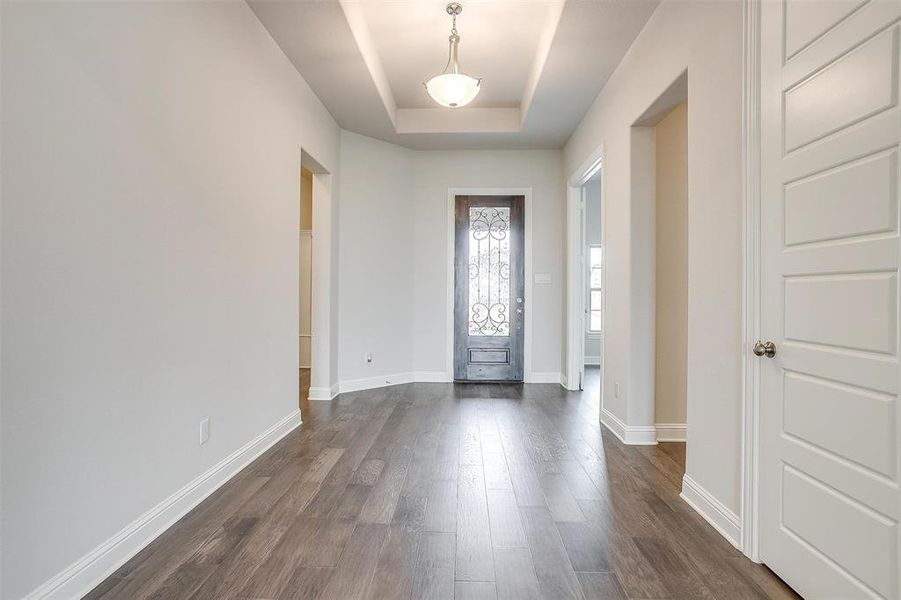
xmin=86 ymin=367 xmax=799 ymax=600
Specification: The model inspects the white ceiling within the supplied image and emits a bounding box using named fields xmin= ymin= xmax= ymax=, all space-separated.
xmin=248 ymin=0 xmax=659 ymax=149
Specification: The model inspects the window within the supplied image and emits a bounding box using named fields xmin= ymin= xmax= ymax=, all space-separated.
xmin=469 ymin=206 xmax=511 ymax=336
xmin=588 ymin=245 xmax=603 ymax=332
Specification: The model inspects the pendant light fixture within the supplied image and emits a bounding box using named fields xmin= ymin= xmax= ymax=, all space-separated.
xmin=424 ymin=3 xmax=481 ymax=108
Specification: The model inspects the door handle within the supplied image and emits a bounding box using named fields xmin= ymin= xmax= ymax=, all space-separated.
xmin=753 ymin=340 xmax=776 ymax=358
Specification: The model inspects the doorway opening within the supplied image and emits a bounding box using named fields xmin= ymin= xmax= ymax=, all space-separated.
xmin=565 ymin=151 xmax=603 ymax=394
xmin=651 ymin=100 xmax=688 ymax=445
xmin=299 ymin=149 xmax=335 ymax=404
xmin=583 ymin=173 xmax=603 ymax=394
xmin=299 ymin=167 xmax=313 ymax=405
xmin=627 ymin=72 xmax=689 ymax=448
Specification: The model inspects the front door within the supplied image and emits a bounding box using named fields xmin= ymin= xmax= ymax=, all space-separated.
xmin=759 ymin=2 xmax=900 ymax=598
xmin=454 ymin=195 xmax=524 ymax=381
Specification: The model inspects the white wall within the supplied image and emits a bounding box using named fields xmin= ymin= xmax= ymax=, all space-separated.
xmin=336 ymin=140 xmax=565 ymax=383
xmin=584 ymin=177 xmax=602 ymax=363
xmin=0 ymin=2 xmax=339 ymax=598
xmin=412 ymin=150 xmax=565 ymax=378
xmin=337 ymin=131 xmax=415 ymax=383
xmin=564 ymin=0 xmax=743 ymax=512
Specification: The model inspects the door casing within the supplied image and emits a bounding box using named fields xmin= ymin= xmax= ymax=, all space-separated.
xmin=565 ymin=151 xmax=605 ymax=393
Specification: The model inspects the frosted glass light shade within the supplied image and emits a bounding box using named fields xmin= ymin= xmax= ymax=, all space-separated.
xmin=425 ymin=73 xmax=481 ymax=108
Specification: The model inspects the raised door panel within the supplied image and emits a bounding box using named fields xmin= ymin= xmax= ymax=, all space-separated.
xmin=783 ymin=28 xmax=898 ymax=152
xmin=784 ymin=0 xmax=868 ymax=58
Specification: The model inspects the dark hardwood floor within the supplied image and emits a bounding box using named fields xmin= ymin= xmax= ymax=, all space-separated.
xmin=86 ymin=367 xmax=799 ymax=600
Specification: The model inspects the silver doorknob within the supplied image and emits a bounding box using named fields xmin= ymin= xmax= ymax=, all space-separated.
xmin=753 ymin=340 xmax=776 ymax=358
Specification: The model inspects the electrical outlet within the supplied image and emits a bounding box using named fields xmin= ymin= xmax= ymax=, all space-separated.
xmin=365 ymin=352 xmax=373 ymax=364
xmin=614 ymin=382 xmax=620 ymax=399
xmin=199 ymin=418 xmax=210 ymax=445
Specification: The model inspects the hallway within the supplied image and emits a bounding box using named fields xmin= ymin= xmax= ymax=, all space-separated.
xmin=86 ymin=369 xmax=796 ymax=600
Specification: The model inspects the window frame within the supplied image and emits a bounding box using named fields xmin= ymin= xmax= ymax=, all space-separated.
xmin=587 ymin=244 xmax=603 ymax=333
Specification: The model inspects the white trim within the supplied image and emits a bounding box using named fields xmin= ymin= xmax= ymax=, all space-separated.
xmin=338 ymin=372 xmax=414 ymax=394
xmin=22 ymin=410 xmax=301 ymax=600
xmin=681 ymin=474 xmax=742 ymax=550
xmin=412 ymin=370 xmax=453 ymax=383
xmin=527 ymin=371 xmax=563 ymax=384
xmin=445 ymin=188 xmax=533 ymax=382
xmin=327 ymin=371 xmax=564 ymax=398
xmin=655 ymin=423 xmax=687 ymax=442
xmin=740 ymin=0 xmax=762 ymax=563
xmin=584 ymin=356 xmax=601 ymax=366
xmin=307 ymin=385 xmax=338 ymax=401
xmin=600 ymin=408 xmax=657 ymax=445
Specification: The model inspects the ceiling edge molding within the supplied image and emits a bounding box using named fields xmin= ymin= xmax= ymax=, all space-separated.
xmin=339 ymin=0 xmax=398 ymax=127
xmin=519 ymin=0 xmax=567 ymax=127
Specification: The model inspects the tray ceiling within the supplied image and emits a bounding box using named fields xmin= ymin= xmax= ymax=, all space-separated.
xmin=249 ymin=0 xmax=659 ymax=149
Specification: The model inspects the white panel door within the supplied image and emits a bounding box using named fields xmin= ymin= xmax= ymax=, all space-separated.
xmin=759 ymin=1 xmax=901 ymax=598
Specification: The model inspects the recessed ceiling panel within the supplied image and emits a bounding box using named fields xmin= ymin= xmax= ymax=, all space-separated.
xmin=357 ymin=0 xmax=552 ymax=109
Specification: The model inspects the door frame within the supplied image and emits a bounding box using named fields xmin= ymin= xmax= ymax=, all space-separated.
xmin=565 ymin=148 xmax=605 ymax=392
xmin=740 ymin=0 xmax=762 ymax=563
xmin=446 ymin=188 xmax=533 ymax=382
xmin=301 ymin=148 xmax=339 ymax=402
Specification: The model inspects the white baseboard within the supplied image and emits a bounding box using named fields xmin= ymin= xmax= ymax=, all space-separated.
xmin=527 ymin=371 xmax=563 ymax=384
xmin=680 ymin=474 xmax=741 ymax=550
xmin=339 ymin=372 xmax=416 ymax=394
xmin=412 ymin=371 xmax=452 ymax=383
xmin=584 ymin=356 xmax=601 ymax=366
xmin=307 ymin=384 xmax=338 ymax=401
xmin=655 ymin=423 xmax=687 ymax=442
xmin=600 ymin=408 xmax=657 ymax=445
xmin=325 ymin=370 xmax=565 ymax=398
xmin=23 ymin=410 xmax=302 ymax=600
